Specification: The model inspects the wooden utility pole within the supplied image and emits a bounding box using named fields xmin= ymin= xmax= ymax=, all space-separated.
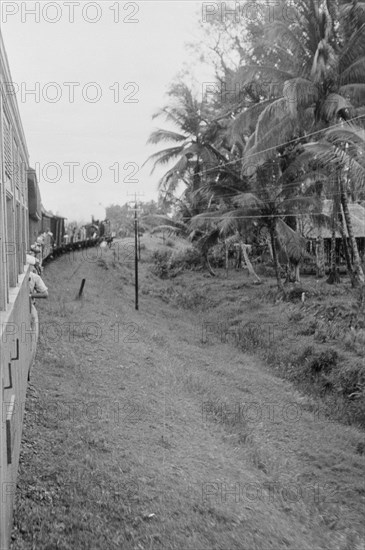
xmin=127 ymin=192 xmax=144 ymax=311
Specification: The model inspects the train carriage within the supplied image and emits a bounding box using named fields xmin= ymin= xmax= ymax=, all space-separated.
xmin=0 ymin=29 xmax=106 ymax=548
xmin=0 ymin=29 xmax=37 ymax=550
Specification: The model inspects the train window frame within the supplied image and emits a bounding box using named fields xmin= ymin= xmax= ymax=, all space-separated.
xmin=5 ymin=191 xmax=17 ymax=288
xmin=3 ymin=112 xmax=12 ymax=182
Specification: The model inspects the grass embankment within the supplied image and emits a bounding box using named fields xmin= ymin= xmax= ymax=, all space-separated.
xmin=145 ymin=237 xmax=365 ymax=429
xmin=11 ymin=236 xmax=365 ymax=550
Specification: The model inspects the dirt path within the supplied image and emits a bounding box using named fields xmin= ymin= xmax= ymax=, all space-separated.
xmin=12 ymin=242 xmax=365 ymax=550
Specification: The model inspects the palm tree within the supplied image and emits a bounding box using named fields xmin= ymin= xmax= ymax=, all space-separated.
xmin=191 ymin=159 xmax=314 ymax=291
xmin=228 ymin=0 xmax=365 ymax=284
xmin=144 ymin=82 xmax=238 ymax=214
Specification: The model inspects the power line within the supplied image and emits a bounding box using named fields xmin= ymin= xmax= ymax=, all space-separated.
xmin=191 ymin=113 xmax=365 ymax=178
xmin=179 ymin=209 xmax=361 ymax=221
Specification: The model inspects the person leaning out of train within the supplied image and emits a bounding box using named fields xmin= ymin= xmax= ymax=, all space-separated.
xmin=27 ymin=255 xmax=48 ymax=345
xmin=29 ymin=270 xmax=48 ymax=301
xmin=27 ymin=244 xmax=43 ymax=276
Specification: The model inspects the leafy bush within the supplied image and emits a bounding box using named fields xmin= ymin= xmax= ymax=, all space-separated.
xmin=308 ymin=349 xmax=338 ymax=375
xmin=168 ymin=246 xmax=202 ymax=271
xmin=335 ymin=361 xmax=365 ymax=398
xmin=150 ymin=246 xmax=203 ymax=279
xmin=150 ymin=250 xmax=171 ymax=279
xmin=287 ymin=286 xmax=306 ymax=302
xmin=208 ymin=244 xmax=225 ymax=268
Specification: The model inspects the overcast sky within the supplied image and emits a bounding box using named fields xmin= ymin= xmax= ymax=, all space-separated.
xmin=1 ymin=1 xmax=213 ymax=222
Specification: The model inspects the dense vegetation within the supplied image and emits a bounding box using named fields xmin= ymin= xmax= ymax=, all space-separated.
xmin=144 ymin=0 xmax=365 ymax=291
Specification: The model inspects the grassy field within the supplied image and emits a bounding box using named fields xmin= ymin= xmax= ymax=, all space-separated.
xmin=11 ymin=235 xmax=365 ymax=549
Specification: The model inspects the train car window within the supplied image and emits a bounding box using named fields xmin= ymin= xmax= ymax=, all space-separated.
xmin=22 ymin=205 xmax=27 ymax=266
xmin=3 ymin=114 xmax=12 ymax=180
xmin=15 ymin=201 xmax=22 ymax=274
xmin=14 ymin=140 xmax=20 ymax=189
xmin=6 ymin=194 xmax=17 ymax=288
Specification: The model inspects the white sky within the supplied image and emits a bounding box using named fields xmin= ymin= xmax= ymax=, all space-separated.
xmin=1 ymin=1 xmax=214 ymax=222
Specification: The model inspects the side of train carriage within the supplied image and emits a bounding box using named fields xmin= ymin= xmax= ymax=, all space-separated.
xmin=0 ymin=31 xmax=113 ymax=549
xmin=0 ymin=30 xmax=35 ymax=550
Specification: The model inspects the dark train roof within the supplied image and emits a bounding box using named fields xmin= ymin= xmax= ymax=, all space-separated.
xmin=41 ymin=205 xmax=66 ymax=221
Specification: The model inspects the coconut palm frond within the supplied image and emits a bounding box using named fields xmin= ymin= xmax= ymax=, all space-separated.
xmin=150 ymin=225 xmax=182 ymax=236
xmin=324 ymin=123 xmax=365 ymax=147
xmin=255 ymin=98 xmax=290 ymax=142
xmin=157 ymin=156 xmax=190 ymax=189
xmin=235 ymin=65 xmax=295 ymax=88
xmin=282 ymin=150 xmax=321 ymax=180
xmin=265 ymin=22 xmax=307 ymax=58
xmin=287 ymin=170 xmax=329 ymax=192
xmin=251 ymin=39 xmax=297 ymax=65
xmin=232 ymin=192 xmax=264 ymax=209
xmin=283 ymin=78 xmax=319 ymax=116
xmin=147 ymin=129 xmax=189 ymax=145
xmin=319 ymin=93 xmax=354 ymax=121
xmin=242 ymin=116 xmax=297 ymax=175
xmin=340 ymin=56 xmax=365 ymax=85
xmin=143 ymin=146 xmax=186 ymax=173
xmin=243 ymin=132 xmax=256 ymax=153
xmin=152 ymin=107 xmax=186 ymax=128
xmin=189 ymin=210 xmax=225 ymax=231
xmin=304 ymin=139 xmax=365 ymax=185
xmin=279 ymin=194 xmax=319 ymax=214
xmin=339 ymin=83 xmax=365 ymax=107
xmin=341 ymin=1 xmax=365 ymax=28
xmin=340 ymin=24 xmax=365 ymax=71
xmin=230 ymin=99 xmax=278 ymax=143
xmin=275 ymin=218 xmax=308 ymax=261
xmin=302 ymin=140 xmax=339 ymax=164
xmin=217 ymin=210 xmax=244 ymax=236
xmin=192 ymin=228 xmax=220 ymax=252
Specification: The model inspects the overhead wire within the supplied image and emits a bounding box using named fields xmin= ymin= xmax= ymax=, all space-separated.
xmin=191 ymin=113 xmax=365 ymax=178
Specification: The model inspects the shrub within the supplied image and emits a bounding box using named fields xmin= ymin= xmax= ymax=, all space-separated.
xmin=289 ymin=346 xmax=339 ymax=393
xmin=335 ymin=361 xmax=365 ymax=398
xmin=150 ymin=250 xmax=172 ymax=279
xmin=287 ymin=286 xmax=306 ymax=302
xmin=208 ymin=244 xmax=225 ymax=268
xmin=150 ymin=246 xmax=203 ymax=279
xmin=168 ymin=246 xmax=202 ymax=271
xmin=308 ymin=349 xmax=338 ymax=375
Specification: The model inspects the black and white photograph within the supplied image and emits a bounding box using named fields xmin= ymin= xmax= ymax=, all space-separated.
xmin=0 ymin=1 xmax=365 ymax=549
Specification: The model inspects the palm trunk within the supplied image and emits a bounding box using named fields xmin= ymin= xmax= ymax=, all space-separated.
xmin=269 ymin=224 xmax=284 ymax=292
xmin=339 ymin=204 xmax=355 ymax=284
xmin=316 ymin=234 xmax=326 ymax=278
xmin=241 ymin=244 xmax=261 ymax=283
xmin=326 ymin=221 xmax=340 ymax=284
xmin=266 ymin=236 xmax=274 ymax=261
xmin=315 ymin=191 xmax=325 ymax=278
xmin=340 ymin=183 xmax=365 ymax=286
xmin=204 ymin=252 xmax=216 ymax=277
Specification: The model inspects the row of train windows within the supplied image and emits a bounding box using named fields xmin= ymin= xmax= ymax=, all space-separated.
xmin=0 ymin=195 xmax=28 ymax=311
xmin=3 ymin=112 xmax=27 ymax=193
xmin=1 ymin=110 xmax=29 ymax=310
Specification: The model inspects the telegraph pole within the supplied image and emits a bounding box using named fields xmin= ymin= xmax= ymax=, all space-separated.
xmin=127 ymin=192 xmax=144 ymax=311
